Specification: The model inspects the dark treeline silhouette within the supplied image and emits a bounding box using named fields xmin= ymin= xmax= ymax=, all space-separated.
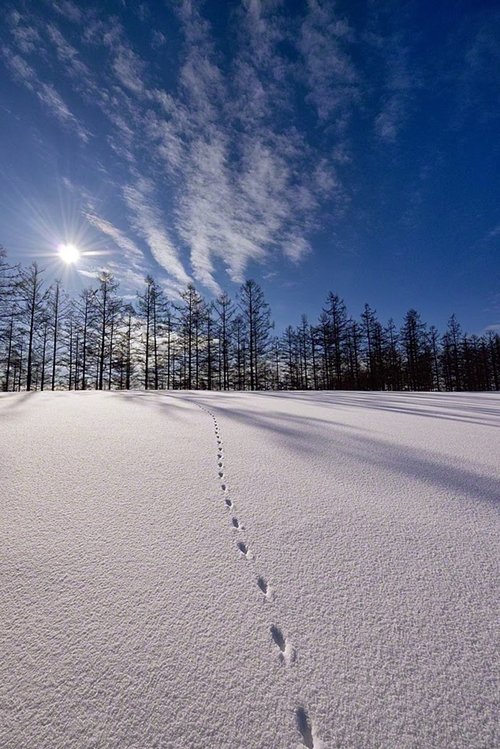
xmin=1 ymin=247 xmax=499 ymax=392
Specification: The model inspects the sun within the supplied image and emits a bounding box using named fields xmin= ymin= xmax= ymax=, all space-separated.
xmin=58 ymin=243 xmax=80 ymax=264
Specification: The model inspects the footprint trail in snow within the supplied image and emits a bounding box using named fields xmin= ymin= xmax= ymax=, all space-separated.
xmin=193 ymin=400 xmax=318 ymax=745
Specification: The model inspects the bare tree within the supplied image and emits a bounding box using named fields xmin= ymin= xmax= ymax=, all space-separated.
xmin=238 ymin=280 xmax=272 ymax=390
xmin=16 ymin=263 xmax=49 ymax=391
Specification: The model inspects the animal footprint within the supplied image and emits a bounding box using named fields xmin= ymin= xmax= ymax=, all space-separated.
xmin=225 ymin=498 xmax=233 ymax=509
xmin=232 ymin=517 xmax=241 ymax=529
xmin=257 ymin=576 xmax=273 ymax=600
xmin=221 ymin=483 xmax=227 ymax=492
xmin=295 ymin=708 xmax=315 ymax=749
xmin=237 ymin=541 xmax=253 ymax=560
xmin=218 ymin=471 xmax=224 ymax=478
xmin=270 ymin=625 xmax=285 ymax=652
xmin=270 ymin=625 xmax=295 ymax=665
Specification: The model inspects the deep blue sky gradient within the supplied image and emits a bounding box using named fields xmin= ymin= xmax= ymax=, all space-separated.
xmin=0 ymin=0 xmax=499 ymax=334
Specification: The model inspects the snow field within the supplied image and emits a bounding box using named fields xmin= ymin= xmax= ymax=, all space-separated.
xmin=192 ymin=391 xmax=500 ymax=748
xmin=1 ymin=391 xmax=499 ymax=748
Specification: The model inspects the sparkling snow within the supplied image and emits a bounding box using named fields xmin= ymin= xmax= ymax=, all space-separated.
xmin=1 ymin=391 xmax=499 ymax=748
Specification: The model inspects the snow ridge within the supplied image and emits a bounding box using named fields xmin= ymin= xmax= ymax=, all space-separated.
xmin=194 ymin=401 xmax=320 ymax=749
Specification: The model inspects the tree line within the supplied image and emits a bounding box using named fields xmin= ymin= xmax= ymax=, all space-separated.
xmin=0 ymin=247 xmax=498 ymax=393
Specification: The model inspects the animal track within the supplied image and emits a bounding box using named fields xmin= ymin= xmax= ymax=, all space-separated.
xmin=237 ymin=541 xmax=253 ymax=560
xmin=270 ymin=625 xmax=286 ymax=652
xmin=257 ymin=576 xmax=273 ymax=600
xmin=194 ymin=401 xmax=313 ymax=735
xmin=270 ymin=625 xmax=295 ymax=665
xmin=296 ymin=708 xmax=315 ymax=749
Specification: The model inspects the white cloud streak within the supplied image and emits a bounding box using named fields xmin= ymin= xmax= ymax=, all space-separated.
xmin=84 ymin=211 xmax=144 ymax=263
xmin=50 ymin=1 xmax=83 ymax=24
xmin=367 ymin=6 xmax=416 ymax=143
xmin=1 ymin=44 xmax=91 ymax=142
xmin=123 ymin=177 xmax=191 ymax=288
xmin=299 ymin=0 xmax=358 ymax=126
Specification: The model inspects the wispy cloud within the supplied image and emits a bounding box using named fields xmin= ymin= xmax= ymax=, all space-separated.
xmin=375 ymin=95 xmax=405 ymax=141
xmin=84 ymin=211 xmax=144 ymax=263
xmin=1 ymin=44 xmax=91 ymax=142
xmin=123 ymin=177 xmax=191 ymax=288
xmin=366 ymin=3 xmax=418 ymax=144
xmin=112 ymin=44 xmax=146 ymax=96
xmin=50 ymin=0 xmax=83 ymax=24
xmin=299 ymin=0 xmax=358 ymax=126
xmin=39 ymin=82 xmax=90 ymax=141
xmin=46 ymin=23 xmax=92 ymax=83
xmin=458 ymin=14 xmax=500 ymax=125
xmin=373 ymin=44 xmax=413 ymax=142
xmin=485 ymin=224 xmax=500 ymax=241
xmin=9 ymin=15 xmax=41 ymax=54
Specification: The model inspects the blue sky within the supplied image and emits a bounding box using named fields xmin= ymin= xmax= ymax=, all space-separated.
xmin=1 ymin=0 xmax=499 ymax=333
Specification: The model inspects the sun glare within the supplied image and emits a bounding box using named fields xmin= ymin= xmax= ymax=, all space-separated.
xmin=58 ymin=243 xmax=80 ymax=264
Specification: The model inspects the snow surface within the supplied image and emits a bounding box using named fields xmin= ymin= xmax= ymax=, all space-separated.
xmin=1 ymin=391 xmax=499 ymax=749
